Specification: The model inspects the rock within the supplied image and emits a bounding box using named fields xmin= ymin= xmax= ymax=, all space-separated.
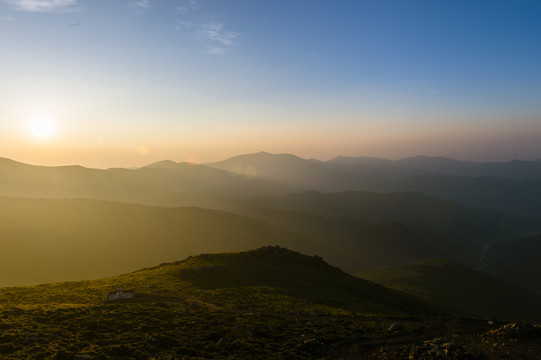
xmin=409 ymin=338 xmax=468 ymax=359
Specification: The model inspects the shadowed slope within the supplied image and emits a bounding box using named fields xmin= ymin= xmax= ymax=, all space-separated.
xmin=233 ymin=191 xmax=537 ymax=266
xmin=234 ymin=208 xmax=453 ymax=271
xmin=358 ymin=259 xmax=541 ymax=323
xmin=485 ymin=234 xmax=541 ymax=294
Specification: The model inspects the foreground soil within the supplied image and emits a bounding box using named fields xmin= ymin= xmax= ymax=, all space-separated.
xmin=1 ymin=301 xmax=540 ymax=359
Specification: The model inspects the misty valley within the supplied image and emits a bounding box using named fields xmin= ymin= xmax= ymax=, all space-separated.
xmin=1 ymin=153 xmax=541 ymax=359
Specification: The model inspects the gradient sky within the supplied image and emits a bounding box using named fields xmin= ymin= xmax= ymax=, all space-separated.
xmin=1 ymin=0 xmax=540 ymax=168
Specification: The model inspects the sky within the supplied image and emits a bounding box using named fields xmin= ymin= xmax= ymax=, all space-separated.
xmin=1 ymin=0 xmax=540 ymax=168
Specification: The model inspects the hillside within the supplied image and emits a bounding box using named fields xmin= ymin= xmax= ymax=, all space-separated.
xmin=207 ymin=151 xmax=362 ymax=191
xmin=1 ymin=247 xmax=540 ymax=359
xmin=327 ymin=155 xmax=541 ymax=180
xmin=0 ymin=247 xmax=435 ymax=359
xmin=0 ymin=196 xmax=319 ymax=287
xmin=234 ymin=207 xmax=456 ymax=270
xmin=0 ymin=195 xmax=467 ymax=287
xmin=207 ymin=152 xmax=541 ymax=217
xmin=0 ymin=157 xmax=297 ymax=206
xmin=232 ymin=190 xmax=539 ymax=267
xmin=358 ymin=259 xmax=541 ymax=323
xmin=2 ymin=155 xmax=541 ymax=217
xmin=2 ymin=192 xmax=532 ymax=288
xmin=485 ymin=234 xmax=541 ymax=294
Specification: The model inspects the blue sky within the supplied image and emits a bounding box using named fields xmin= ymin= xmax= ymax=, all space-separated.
xmin=1 ymin=0 xmax=540 ymax=167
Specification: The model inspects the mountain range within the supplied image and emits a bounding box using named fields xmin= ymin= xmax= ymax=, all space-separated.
xmin=1 ymin=153 xmax=541 ymax=292
xmin=3 ymin=152 xmax=541 ymax=217
xmin=208 ymin=152 xmax=541 ymax=217
xmin=2 ymin=151 xmax=541 ymax=357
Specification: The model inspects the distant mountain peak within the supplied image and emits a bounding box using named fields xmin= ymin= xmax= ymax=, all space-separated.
xmin=399 ymin=155 xmax=459 ymax=162
xmin=142 ymin=160 xmax=201 ymax=170
xmin=143 ymin=160 xmax=179 ymax=168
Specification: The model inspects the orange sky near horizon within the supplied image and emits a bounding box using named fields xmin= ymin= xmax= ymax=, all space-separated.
xmin=2 ymin=116 xmax=539 ymax=169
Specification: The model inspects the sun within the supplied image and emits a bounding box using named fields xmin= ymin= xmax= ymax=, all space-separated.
xmin=28 ymin=117 xmax=57 ymax=139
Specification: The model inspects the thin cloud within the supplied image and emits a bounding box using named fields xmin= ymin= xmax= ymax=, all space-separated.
xmin=174 ymin=20 xmax=191 ymax=31
xmin=172 ymin=2 xmax=239 ymax=56
xmin=0 ymin=14 xmax=14 ymax=21
xmin=133 ymin=0 xmax=149 ymax=8
xmin=197 ymin=21 xmax=241 ymax=55
xmin=199 ymin=22 xmax=240 ymax=46
xmin=2 ymin=0 xmax=78 ymax=12
xmin=176 ymin=0 xmax=196 ymax=13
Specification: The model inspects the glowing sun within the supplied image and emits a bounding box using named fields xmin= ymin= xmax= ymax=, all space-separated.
xmin=28 ymin=118 xmax=57 ymax=139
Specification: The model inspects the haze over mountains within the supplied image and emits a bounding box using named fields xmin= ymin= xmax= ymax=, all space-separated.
xmin=1 ymin=151 xmax=541 ymax=327
xmin=3 ymin=152 xmax=541 ymax=216
xmin=208 ymin=152 xmax=541 ymax=217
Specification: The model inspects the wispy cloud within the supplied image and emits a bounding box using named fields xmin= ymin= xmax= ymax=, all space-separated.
xmin=197 ymin=21 xmax=241 ymax=55
xmin=176 ymin=0 xmax=197 ymax=13
xmin=172 ymin=1 xmax=240 ymax=56
xmin=174 ymin=19 xmax=191 ymax=31
xmin=2 ymin=0 xmax=78 ymax=12
xmin=199 ymin=22 xmax=240 ymax=46
xmin=132 ymin=0 xmax=149 ymax=8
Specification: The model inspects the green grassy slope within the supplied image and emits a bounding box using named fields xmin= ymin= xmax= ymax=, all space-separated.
xmin=0 ymin=247 xmax=440 ymax=359
xmin=1 ymin=248 xmax=540 ymax=359
xmin=0 ymin=246 xmax=436 ymax=315
xmin=357 ymin=259 xmax=541 ymax=323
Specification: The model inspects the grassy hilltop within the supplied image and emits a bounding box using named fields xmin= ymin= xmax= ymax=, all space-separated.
xmin=1 ymin=247 xmax=541 ymax=359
